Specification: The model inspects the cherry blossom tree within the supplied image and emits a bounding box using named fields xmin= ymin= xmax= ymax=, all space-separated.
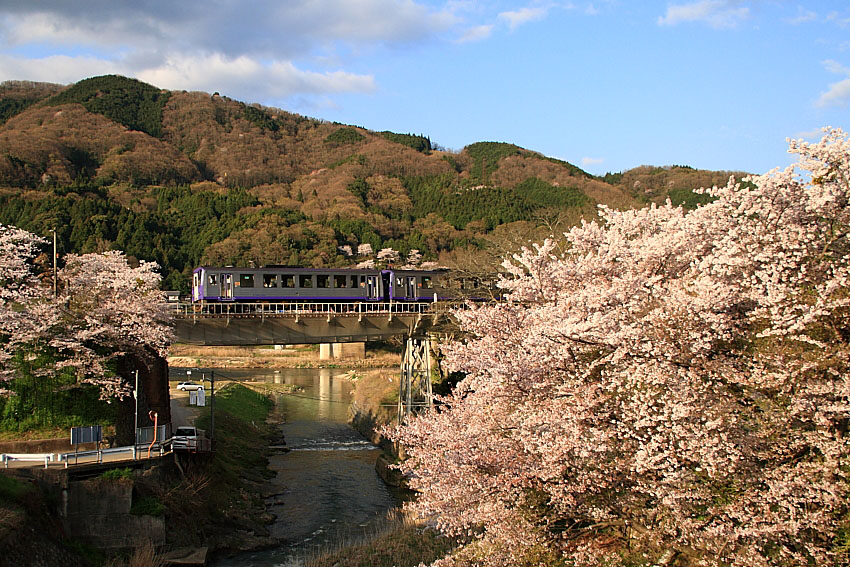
xmin=404 ymin=249 xmax=423 ymax=268
xmin=357 ymin=243 xmax=373 ymax=256
xmin=390 ymin=128 xmax=850 ymax=566
xmin=56 ymin=251 xmax=173 ymax=398
xmin=0 ymin=230 xmax=173 ymax=399
xmin=0 ymin=225 xmax=52 ymax=382
xmin=377 ymin=247 xmax=400 ymax=265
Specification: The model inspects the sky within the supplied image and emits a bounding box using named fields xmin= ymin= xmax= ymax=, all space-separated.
xmin=0 ymin=0 xmax=847 ymax=176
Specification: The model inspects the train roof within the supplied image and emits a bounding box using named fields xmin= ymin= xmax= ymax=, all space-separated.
xmin=193 ymin=266 xmax=447 ymax=274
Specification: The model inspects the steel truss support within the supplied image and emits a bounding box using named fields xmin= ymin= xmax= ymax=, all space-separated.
xmin=398 ymin=336 xmax=434 ymax=423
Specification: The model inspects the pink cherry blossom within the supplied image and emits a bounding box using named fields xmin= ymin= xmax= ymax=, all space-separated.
xmin=388 ymin=128 xmax=850 ymax=566
xmin=1 ymin=234 xmax=173 ymax=399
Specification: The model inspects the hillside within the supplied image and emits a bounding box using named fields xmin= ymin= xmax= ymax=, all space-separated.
xmin=0 ymin=75 xmax=746 ymax=290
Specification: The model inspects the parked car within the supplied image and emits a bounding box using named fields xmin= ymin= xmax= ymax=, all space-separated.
xmin=172 ymin=425 xmax=210 ymax=451
xmin=176 ymin=381 xmax=203 ymax=391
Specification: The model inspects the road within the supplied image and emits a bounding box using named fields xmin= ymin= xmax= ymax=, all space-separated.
xmin=1 ymin=386 xmax=202 ymax=469
xmin=170 ymin=387 xmax=202 ymax=428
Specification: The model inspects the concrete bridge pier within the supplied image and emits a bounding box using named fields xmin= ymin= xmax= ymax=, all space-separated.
xmin=319 ymin=342 xmax=366 ymax=361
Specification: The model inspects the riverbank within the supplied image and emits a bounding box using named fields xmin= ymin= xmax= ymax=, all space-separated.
xmin=0 ymin=361 xmax=440 ymax=566
xmin=167 ymin=344 xmax=401 ymax=370
xmin=305 ymin=509 xmax=454 ymax=567
xmin=0 ymin=382 xmax=283 ymax=566
xmin=168 ymin=382 xmax=282 ymax=555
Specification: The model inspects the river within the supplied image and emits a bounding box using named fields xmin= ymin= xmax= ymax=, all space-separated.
xmin=207 ymin=368 xmax=403 ymax=567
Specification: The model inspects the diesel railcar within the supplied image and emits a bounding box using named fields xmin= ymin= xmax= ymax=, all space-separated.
xmin=191 ymin=266 xmax=449 ymax=303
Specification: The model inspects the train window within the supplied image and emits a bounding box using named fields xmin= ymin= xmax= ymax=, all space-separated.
xmin=282 ymin=274 xmax=295 ymax=288
xmin=422 ymin=276 xmax=432 ymax=289
xmin=334 ymin=274 xmax=347 ymax=288
xmin=351 ymin=276 xmax=359 ymax=288
xmin=263 ymin=274 xmax=277 ymax=288
xmin=208 ymin=274 xmax=218 ymax=286
xmin=396 ymin=277 xmax=404 ymax=286
xmin=240 ymin=274 xmax=254 ymax=288
xmin=317 ymin=274 xmax=330 ymax=288
xmin=299 ymin=275 xmax=313 ymax=288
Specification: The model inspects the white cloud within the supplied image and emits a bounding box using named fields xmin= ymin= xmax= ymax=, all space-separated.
xmin=456 ymin=25 xmax=494 ymax=43
xmin=823 ymin=59 xmax=850 ymax=75
xmin=582 ymin=157 xmax=604 ymax=167
xmin=795 ymin=127 xmax=828 ymax=139
xmin=0 ymin=0 xmax=446 ymax=101
xmin=0 ymin=54 xmax=121 ymax=85
xmin=498 ymin=6 xmax=549 ymax=31
xmin=826 ymin=11 xmax=850 ymax=27
xmin=816 ymin=79 xmax=850 ymax=106
xmin=657 ymin=1 xmax=750 ymax=29
xmin=0 ymin=51 xmax=376 ymax=104
xmin=1 ymin=1 xmax=454 ymax=53
xmin=138 ymin=54 xmax=376 ymax=101
xmin=816 ymin=59 xmax=850 ymax=107
xmin=785 ymin=7 xmax=817 ymax=25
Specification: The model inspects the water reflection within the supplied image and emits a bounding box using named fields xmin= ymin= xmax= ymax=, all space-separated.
xmin=187 ymin=367 xmax=400 ymax=567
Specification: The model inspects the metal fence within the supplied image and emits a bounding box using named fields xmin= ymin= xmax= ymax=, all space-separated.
xmin=172 ymin=301 xmax=437 ymax=318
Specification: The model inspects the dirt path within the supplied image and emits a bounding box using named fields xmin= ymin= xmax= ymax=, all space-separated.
xmin=170 ymin=388 xmax=202 ymax=427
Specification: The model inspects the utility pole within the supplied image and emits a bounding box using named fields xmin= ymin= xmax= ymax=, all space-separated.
xmin=52 ymin=228 xmax=57 ymax=299
xmin=209 ymin=370 xmax=215 ymax=450
xmin=133 ymin=369 xmax=139 ymax=459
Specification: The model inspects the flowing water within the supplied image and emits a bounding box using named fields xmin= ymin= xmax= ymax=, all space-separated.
xmin=206 ymin=368 xmax=402 ymax=567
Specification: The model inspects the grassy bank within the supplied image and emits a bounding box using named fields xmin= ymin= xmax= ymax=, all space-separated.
xmin=157 ymin=382 xmax=279 ymax=551
xmin=0 ymin=382 xmax=280 ymax=566
xmin=306 ymin=510 xmax=455 ymax=567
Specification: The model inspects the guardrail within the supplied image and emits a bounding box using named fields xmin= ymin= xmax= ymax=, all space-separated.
xmin=2 ymin=440 xmax=174 ymax=469
xmin=56 ymin=443 xmax=171 ymax=467
xmin=2 ymin=453 xmax=55 ymax=468
xmin=172 ymin=301 xmax=436 ymax=318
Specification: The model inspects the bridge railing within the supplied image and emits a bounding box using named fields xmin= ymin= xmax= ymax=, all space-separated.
xmin=172 ymin=301 xmax=437 ymax=318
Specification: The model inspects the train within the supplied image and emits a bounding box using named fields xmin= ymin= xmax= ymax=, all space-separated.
xmin=191 ymin=266 xmax=456 ymax=303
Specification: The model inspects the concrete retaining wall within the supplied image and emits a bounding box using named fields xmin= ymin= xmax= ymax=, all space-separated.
xmin=62 ymin=477 xmax=165 ymax=550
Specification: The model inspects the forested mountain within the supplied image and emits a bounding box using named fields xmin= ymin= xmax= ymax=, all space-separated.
xmin=0 ymin=75 xmax=746 ymax=290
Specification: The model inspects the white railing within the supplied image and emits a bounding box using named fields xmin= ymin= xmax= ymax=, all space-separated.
xmin=172 ymin=301 xmax=435 ymax=317
xmin=2 ymin=441 xmax=174 ymax=469
xmin=1 ymin=453 xmax=55 ymax=468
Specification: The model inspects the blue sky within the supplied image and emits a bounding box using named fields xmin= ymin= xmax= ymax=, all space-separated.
xmin=0 ymin=1 xmax=847 ymax=175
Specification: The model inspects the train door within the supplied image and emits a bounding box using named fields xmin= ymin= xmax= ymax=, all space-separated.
xmin=366 ymin=275 xmax=380 ymax=300
xmin=192 ymin=271 xmax=201 ymax=301
xmin=381 ymin=272 xmax=392 ymax=301
xmin=406 ymin=276 xmax=417 ymax=300
xmin=221 ymin=273 xmax=234 ymax=300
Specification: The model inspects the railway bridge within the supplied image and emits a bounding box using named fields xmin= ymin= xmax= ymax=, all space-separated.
xmin=172 ymin=301 xmax=444 ymax=346
xmin=172 ymin=301 xmax=453 ymax=420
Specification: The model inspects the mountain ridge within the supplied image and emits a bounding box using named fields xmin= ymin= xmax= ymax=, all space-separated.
xmin=0 ymin=75 xmax=746 ymax=290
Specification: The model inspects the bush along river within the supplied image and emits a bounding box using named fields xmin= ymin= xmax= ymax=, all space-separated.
xmin=208 ymin=368 xmax=405 ymax=567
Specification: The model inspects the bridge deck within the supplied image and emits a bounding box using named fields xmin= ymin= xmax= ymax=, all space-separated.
xmin=172 ymin=301 xmax=434 ymax=317
xmin=171 ymin=301 xmax=450 ymax=345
